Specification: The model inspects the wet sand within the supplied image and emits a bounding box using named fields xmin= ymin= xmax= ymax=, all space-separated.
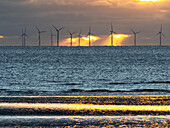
xmin=0 ymin=96 xmax=169 ymax=115
xmin=0 ymin=96 xmax=169 ymax=127
xmin=0 ymin=116 xmax=169 ymax=127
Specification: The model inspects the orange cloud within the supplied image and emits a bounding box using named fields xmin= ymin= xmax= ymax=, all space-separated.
xmin=102 ymin=34 xmax=131 ymax=46
xmin=59 ymin=34 xmax=130 ymax=46
xmin=60 ymin=35 xmax=100 ymax=46
xmin=139 ymin=0 xmax=160 ymax=2
xmin=0 ymin=36 xmax=4 ymax=39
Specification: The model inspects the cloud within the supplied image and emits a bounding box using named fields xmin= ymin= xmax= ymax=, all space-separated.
xmin=0 ymin=0 xmax=170 ymax=45
xmin=0 ymin=36 xmax=4 ymax=39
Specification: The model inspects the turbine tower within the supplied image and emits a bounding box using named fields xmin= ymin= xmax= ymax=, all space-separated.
xmin=53 ymin=26 xmax=64 ymax=47
xmin=35 ymin=26 xmax=46 ymax=46
xmin=131 ymin=29 xmax=141 ymax=46
xmin=20 ymin=28 xmax=24 ymax=46
xmin=77 ymin=30 xmax=82 ymax=46
xmin=23 ymin=27 xmax=29 ymax=46
xmin=157 ymin=25 xmax=165 ymax=46
xmin=87 ymin=26 xmax=94 ymax=46
xmin=50 ymin=29 xmax=55 ymax=46
xmin=110 ymin=23 xmax=117 ymax=46
xmin=21 ymin=27 xmax=29 ymax=46
xmin=68 ymin=31 xmax=76 ymax=47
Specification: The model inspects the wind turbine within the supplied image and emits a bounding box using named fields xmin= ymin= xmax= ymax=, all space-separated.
xmin=53 ymin=25 xmax=64 ymax=47
xmin=131 ymin=29 xmax=141 ymax=46
xmin=20 ymin=28 xmax=24 ymax=46
xmin=77 ymin=30 xmax=82 ymax=46
xmin=20 ymin=27 xmax=29 ymax=46
xmin=35 ymin=26 xmax=46 ymax=46
xmin=23 ymin=27 xmax=29 ymax=46
xmin=50 ymin=29 xmax=55 ymax=46
xmin=87 ymin=25 xmax=94 ymax=46
xmin=157 ymin=25 xmax=165 ymax=46
xmin=68 ymin=31 xmax=76 ymax=47
xmin=110 ymin=23 xmax=117 ymax=46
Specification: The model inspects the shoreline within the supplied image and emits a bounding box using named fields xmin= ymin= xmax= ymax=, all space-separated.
xmin=0 ymin=96 xmax=169 ymax=116
xmin=0 ymin=115 xmax=169 ymax=127
xmin=0 ymin=95 xmax=169 ymax=105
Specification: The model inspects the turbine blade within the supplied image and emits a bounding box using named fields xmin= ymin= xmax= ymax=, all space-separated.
xmin=25 ymin=34 xmax=30 ymax=39
xmin=52 ymin=25 xmax=58 ymax=31
xmin=162 ymin=33 xmax=165 ymax=38
xmin=160 ymin=24 xmax=162 ymax=32
xmin=72 ymin=32 xmax=76 ymax=35
xmin=41 ymin=31 xmax=46 ymax=33
xmin=111 ymin=23 xmax=113 ymax=31
xmin=113 ymin=31 xmax=117 ymax=34
xmin=89 ymin=25 xmax=91 ymax=33
xmin=136 ymin=31 xmax=141 ymax=34
xmin=59 ymin=27 xmax=64 ymax=31
xmin=91 ymin=33 xmax=95 ymax=36
xmin=79 ymin=29 xmax=82 ymax=35
xmin=25 ymin=27 xmax=27 ymax=33
xmin=68 ymin=30 xmax=71 ymax=35
xmin=130 ymin=28 xmax=135 ymax=34
xmin=35 ymin=26 xmax=40 ymax=32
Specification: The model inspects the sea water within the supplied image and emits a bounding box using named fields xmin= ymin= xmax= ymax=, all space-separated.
xmin=0 ymin=46 xmax=169 ymax=96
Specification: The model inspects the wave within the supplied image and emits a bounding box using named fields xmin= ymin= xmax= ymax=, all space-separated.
xmin=109 ymin=81 xmax=170 ymax=85
xmin=147 ymin=81 xmax=170 ymax=84
xmin=0 ymin=89 xmax=8 ymax=91
xmin=63 ymin=83 xmax=80 ymax=85
xmin=1 ymin=90 xmax=48 ymax=95
xmin=64 ymin=89 xmax=170 ymax=93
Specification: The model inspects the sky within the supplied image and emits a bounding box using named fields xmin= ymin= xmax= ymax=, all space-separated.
xmin=0 ymin=0 xmax=170 ymax=46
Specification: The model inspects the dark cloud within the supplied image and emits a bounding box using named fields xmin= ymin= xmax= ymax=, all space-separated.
xmin=0 ymin=0 xmax=169 ymax=46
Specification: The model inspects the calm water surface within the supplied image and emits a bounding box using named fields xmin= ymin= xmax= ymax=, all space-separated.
xmin=0 ymin=46 xmax=169 ymax=96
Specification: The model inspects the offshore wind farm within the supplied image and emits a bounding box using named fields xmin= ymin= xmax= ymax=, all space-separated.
xmin=14 ymin=24 xmax=168 ymax=47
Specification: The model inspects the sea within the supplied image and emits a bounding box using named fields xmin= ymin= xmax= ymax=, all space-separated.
xmin=0 ymin=46 xmax=169 ymax=96
xmin=0 ymin=46 xmax=170 ymax=127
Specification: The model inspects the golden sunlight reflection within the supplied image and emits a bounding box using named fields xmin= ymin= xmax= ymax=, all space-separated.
xmin=102 ymin=34 xmax=131 ymax=46
xmin=60 ymin=35 xmax=100 ymax=46
xmin=0 ymin=103 xmax=169 ymax=112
